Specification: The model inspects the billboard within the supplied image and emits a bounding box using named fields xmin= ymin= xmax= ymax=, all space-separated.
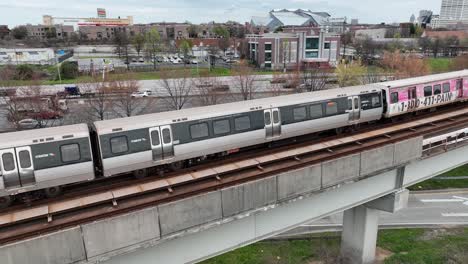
xmin=97 ymin=8 xmax=106 ymax=18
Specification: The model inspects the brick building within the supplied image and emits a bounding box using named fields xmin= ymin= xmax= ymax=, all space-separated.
xmin=25 ymin=24 xmax=74 ymax=40
xmin=247 ymin=26 xmax=340 ymax=70
xmin=79 ymin=22 xmax=190 ymax=40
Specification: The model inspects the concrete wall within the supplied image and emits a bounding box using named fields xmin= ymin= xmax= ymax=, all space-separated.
xmin=0 ymin=137 xmax=424 ymax=264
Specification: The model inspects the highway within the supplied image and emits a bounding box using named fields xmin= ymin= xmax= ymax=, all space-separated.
xmin=279 ymin=189 xmax=468 ymax=238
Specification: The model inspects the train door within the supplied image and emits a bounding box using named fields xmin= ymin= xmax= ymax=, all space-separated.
xmin=15 ymin=147 xmax=35 ymax=186
xmin=149 ymin=127 xmax=163 ymax=161
xmin=149 ymin=126 xmax=174 ymax=161
xmin=160 ymin=125 xmax=174 ymax=159
xmin=264 ymin=108 xmax=281 ymax=139
xmin=347 ymin=96 xmax=361 ymax=123
xmin=457 ymin=79 xmax=463 ymax=98
xmin=0 ymin=149 xmax=20 ymax=188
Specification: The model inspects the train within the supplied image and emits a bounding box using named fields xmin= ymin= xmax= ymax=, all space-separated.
xmin=0 ymin=70 xmax=467 ymax=208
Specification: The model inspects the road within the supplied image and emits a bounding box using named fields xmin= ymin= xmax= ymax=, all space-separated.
xmin=278 ymin=189 xmax=468 ymax=238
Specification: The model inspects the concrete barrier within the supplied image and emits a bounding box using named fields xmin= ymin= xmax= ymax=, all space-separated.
xmin=158 ymin=191 xmax=222 ymax=235
xmin=277 ymin=164 xmax=321 ymax=200
xmin=221 ymin=185 xmax=245 ymax=217
xmin=82 ymin=207 xmax=160 ymax=259
xmin=0 ymin=227 xmax=85 ymax=264
xmin=243 ymin=177 xmax=278 ymax=210
xmin=360 ymin=144 xmax=395 ymax=176
xmin=322 ymin=153 xmax=361 ymax=188
xmin=393 ymin=137 xmax=423 ymax=165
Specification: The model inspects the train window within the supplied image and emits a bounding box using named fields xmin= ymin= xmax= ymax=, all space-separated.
xmin=2 ymin=153 xmax=15 ymax=171
xmin=18 ymin=150 xmax=31 ymax=168
xmin=162 ymin=128 xmax=171 ymax=144
xmin=273 ymin=111 xmax=280 ymax=123
xmin=213 ymin=119 xmax=231 ymax=135
xmin=390 ymin=92 xmax=398 ymax=103
xmin=372 ymin=94 xmax=382 ymax=107
xmin=264 ymin=112 xmax=271 ymax=125
xmin=354 ymin=98 xmax=359 ymax=109
xmin=309 ymin=104 xmax=323 ymax=119
xmin=408 ymin=87 xmax=417 ymax=99
xmin=60 ymin=144 xmax=81 ymax=162
xmin=424 ymin=86 xmax=432 ymax=97
xmin=348 ymin=99 xmax=352 ymax=110
xmin=150 ymin=130 xmax=160 ymax=146
xmin=234 ymin=116 xmax=251 ymax=131
xmin=443 ymin=83 xmax=450 ymax=93
xmin=293 ymin=107 xmax=307 ymax=121
xmin=190 ymin=123 xmax=209 ymax=139
xmin=110 ymin=136 xmax=128 ymax=154
xmin=325 ymin=102 xmax=338 ymax=116
xmin=434 ymin=84 xmax=441 ymax=95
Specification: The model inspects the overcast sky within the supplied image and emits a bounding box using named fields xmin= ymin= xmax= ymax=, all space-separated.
xmin=1 ymin=0 xmax=442 ymax=27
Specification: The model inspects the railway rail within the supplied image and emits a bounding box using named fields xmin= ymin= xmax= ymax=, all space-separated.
xmin=1 ymin=106 xmax=468 ymax=245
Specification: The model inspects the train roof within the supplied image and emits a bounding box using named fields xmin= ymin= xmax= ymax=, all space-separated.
xmin=93 ymin=84 xmax=383 ymax=134
xmin=381 ymin=69 xmax=468 ymax=88
xmin=0 ymin=124 xmax=89 ymax=149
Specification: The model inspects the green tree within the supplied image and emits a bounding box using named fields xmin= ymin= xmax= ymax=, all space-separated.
xmin=213 ymin=26 xmax=229 ymax=38
xmin=132 ymin=33 xmax=145 ymax=57
xmin=113 ymin=31 xmax=130 ymax=69
xmin=145 ymin=29 xmax=161 ymax=70
xmin=11 ymin=26 xmax=28 ymax=40
xmin=335 ymin=62 xmax=366 ymax=87
xmin=179 ymin=40 xmax=192 ymax=61
xmin=60 ymin=61 xmax=79 ymax=80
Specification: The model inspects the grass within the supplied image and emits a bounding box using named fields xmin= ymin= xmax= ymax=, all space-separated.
xmin=0 ymin=66 xmax=279 ymax=87
xmin=409 ymin=165 xmax=468 ymax=191
xmin=427 ymin=58 xmax=453 ymax=73
xmin=201 ymin=228 xmax=468 ymax=264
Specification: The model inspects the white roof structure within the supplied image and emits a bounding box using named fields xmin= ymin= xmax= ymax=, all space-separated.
xmin=270 ymin=11 xmax=310 ymax=26
xmin=251 ymin=9 xmax=332 ymax=31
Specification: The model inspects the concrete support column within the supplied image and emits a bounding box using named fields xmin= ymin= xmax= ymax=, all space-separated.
xmin=340 ymin=205 xmax=379 ymax=264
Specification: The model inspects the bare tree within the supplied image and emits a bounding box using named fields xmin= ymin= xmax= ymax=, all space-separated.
xmin=79 ymin=79 xmax=112 ymax=122
xmin=232 ymin=60 xmax=257 ymax=100
xmin=302 ymin=67 xmax=328 ymax=92
xmin=108 ymin=74 xmax=152 ymax=117
xmin=193 ymin=76 xmax=226 ymax=106
xmin=159 ymin=70 xmax=192 ymax=110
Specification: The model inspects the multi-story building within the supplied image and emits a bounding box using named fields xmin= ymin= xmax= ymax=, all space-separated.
xmin=247 ymin=26 xmax=340 ymax=70
xmin=25 ymin=24 xmax=74 ymax=40
xmin=79 ymin=22 xmax=190 ymax=40
xmin=437 ymin=0 xmax=468 ymax=28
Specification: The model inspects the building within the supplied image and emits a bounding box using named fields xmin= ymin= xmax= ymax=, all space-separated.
xmin=25 ymin=24 xmax=74 ymax=40
xmin=437 ymin=0 xmax=468 ymax=28
xmin=79 ymin=22 xmax=190 ymax=40
xmin=0 ymin=48 xmax=56 ymax=65
xmin=355 ymin=28 xmax=387 ymax=39
xmin=43 ymin=14 xmax=134 ymax=29
xmin=250 ymin=9 xmax=344 ymax=33
xmin=418 ymin=10 xmax=433 ymax=27
xmin=246 ymin=26 xmax=340 ymax=70
xmin=430 ymin=15 xmax=441 ymax=28
xmin=0 ymin=25 xmax=10 ymax=39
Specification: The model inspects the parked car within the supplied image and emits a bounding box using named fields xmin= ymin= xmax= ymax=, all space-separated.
xmin=191 ymin=59 xmax=199 ymax=64
xmin=132 ymin=58 xmax=137 ymax=62
xmin=18 ymin=119 xmax=43 ymax=129
xmin=138 ymin=57 xmax=144 ymax=62
xmin=131 ymin=90 xmax=152 ymax=98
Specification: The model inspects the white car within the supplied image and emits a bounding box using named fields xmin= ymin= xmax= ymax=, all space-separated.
xmin=190 ymin=59 xmax=199 ymax=64
xmin=131 ymin=90 xmax=152 ymax=98
xmin=172 ymin=59 xmax=181 ymax=64
xmin=18 ymin=119 xmax=43 ymax=129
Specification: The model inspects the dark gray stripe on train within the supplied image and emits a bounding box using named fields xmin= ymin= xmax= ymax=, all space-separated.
xmin=31 ymin=137 xmax=92 ymax=170
xmin=100 ymin=128 xmax=151 ymax=159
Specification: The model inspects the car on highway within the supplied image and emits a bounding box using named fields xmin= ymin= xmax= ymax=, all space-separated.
xmin=131 ymin=90 xmax=152 ymax=98
xmin=17 ymin=119 xmax=43 ymax=130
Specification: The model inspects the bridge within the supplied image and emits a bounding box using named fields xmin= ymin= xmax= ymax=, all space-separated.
xmin=1 ymin=107 xmax=468 ymax=264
